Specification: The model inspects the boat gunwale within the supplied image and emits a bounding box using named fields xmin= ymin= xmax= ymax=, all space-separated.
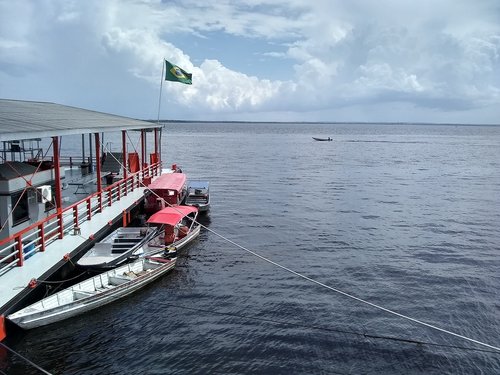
xmin=7 ymin=257 xmax=176 ymax=324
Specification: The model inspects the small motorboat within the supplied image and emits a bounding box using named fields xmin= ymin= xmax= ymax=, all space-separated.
xmin=78 ymin=206 xmax=200 ymax=270
xmin=312 ymin=137 xmax=332 ymax=141
xmin=184 ymin=180 xmax=210 ymax=214
xmin=144 ymin=172 xmax=188 ymax=214
xmin=7 ymin=255 xmax=177 ymax=329
xmin=77 ymin=226 xmax=161 ymax=270
xmin=143 ymin=205 xmax=200 ymax=257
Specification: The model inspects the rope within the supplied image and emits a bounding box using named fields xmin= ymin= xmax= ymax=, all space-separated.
xmin=199 ymin=226 xmax=500 ymax=353
xmin=95 ymin=145 xmax=500 ymax=353
xmin=162 ymin=302 xmax=500 ymax=354
xmin=35 ymin=270 xmax=88 ymax=285
xmin=126 ymin=131 xmax=141 ymax=155
xmin=0 ymin=342 xmax=52 ymax=375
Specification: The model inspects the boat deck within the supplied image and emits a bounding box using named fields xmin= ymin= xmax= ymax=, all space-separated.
xmin=0 ymin=181 xmax=149 ymax=314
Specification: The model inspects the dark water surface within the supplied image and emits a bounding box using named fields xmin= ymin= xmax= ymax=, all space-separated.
xmin=4 ymin=123 xmax=500 ymax=374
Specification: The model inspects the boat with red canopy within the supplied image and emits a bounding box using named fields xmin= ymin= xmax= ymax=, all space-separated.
xmin=144 ymin=172 xmax=187 ymax=213
xmin=144 ymin=205 xmax=200 ymax=256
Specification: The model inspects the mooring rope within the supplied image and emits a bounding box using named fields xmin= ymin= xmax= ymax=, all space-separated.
xmin=35 ymin=270 xmax=88 ymax=285
xmin=198 ymin=225 xmax=500 ymax=353
xmin=0 ymin=342 xmax=52 ymax=375
xmin=99 ymin=142 xmax=500 ymax=353
xmin=161 ymin=302 xmax=499 ymax=354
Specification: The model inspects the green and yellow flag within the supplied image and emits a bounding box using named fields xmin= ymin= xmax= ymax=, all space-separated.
xmin=164 ymin=60 xmax=192 ymax=85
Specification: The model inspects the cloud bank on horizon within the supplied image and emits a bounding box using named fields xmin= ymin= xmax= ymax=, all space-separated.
xmin=1 ymin=0 xmax=499 ymax=124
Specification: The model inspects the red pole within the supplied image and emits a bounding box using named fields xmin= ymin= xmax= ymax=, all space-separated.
xmin=16 ymin=236 xmax=23 ymax=266
xmin=73 ymin=206 xmax=79 ymax=228
xmin=94 ymin=133 xmax=103 ymax=211
xmin=38 ymin=223 xmax=45 ymax=252
xmin=154 ymin=128 xmax=159 ymax=156
xmin=122 ymin=130 xmax=127 ymax=180
xmin=52 ymin=136 xmax=64 ymax=239
xmin=141 ymin=129 xmax=146 ymax=172
xmin=87 ymin=198 xmax=92 ymax=220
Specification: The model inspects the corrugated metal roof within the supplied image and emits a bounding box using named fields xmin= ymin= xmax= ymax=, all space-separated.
xmin=0 ymin=99 xmax=158 ymax=142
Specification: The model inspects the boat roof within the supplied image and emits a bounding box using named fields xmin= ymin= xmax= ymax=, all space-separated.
xmin=0 ymin=161 xmax=38 ymax=180
xmin=0 ymin=99 xmax=159 ymax=142
xmin=147 ymin=206 xmax=198 ymax=225
xmin=148 ymin=172 xmax=186 ymax=191
xmin=188 ymin=180 xmax=209 ymax=189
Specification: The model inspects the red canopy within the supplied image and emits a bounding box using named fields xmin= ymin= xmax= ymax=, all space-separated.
xmin=147 ymin=205 xmax=198 ymax=226
xmin=148 ymin=172 xmax=186 ymax=191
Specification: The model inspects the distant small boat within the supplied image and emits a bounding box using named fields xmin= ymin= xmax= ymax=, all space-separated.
xmin=312 ymin=137 xmax=332 ymax=141
xmin=7 ymin=255 xmax=176 ymax=329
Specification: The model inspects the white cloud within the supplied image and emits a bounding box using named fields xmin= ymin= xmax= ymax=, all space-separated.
xmin=1 ymin=0 xmax=499 ymax=123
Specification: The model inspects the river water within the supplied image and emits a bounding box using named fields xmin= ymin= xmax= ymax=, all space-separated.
xmin=3 ymin=122 xmax=500 ymax=374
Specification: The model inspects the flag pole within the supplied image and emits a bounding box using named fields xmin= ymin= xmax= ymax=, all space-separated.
xmin=157 ymin=59 xmax=165 ymax=125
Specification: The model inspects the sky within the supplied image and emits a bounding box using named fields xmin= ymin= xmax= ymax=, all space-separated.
xmin=1 ymin=0 xmax=499 ymax=124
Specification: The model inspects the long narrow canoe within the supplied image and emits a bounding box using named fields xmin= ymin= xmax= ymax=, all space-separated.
xmin=8 ymin=256 xmax=176 ymax=329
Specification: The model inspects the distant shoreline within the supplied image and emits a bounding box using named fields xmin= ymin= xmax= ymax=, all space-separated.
xmin=147 ymin=120 xmax=500 ymax=127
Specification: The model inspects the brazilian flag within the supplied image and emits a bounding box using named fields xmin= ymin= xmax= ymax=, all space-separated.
xmin=164 ymin=60 xmax=192 ymax=85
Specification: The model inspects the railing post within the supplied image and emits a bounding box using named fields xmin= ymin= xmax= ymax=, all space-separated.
xmin=117 ymin=183 xmax=121 ymax=201
xmin=87 ymin=198 xmax=92 ymax=220
xmin=98 ymin=191 xmax=103 ymax=212
xmin=38 ymin=223 xmax=45 ymax=252
xmin=73 ymin=206 xmax=79 ymax=228
xmin=122 ymin=210 xmax=127 ymax=227
xmin=123 ymin=176 xmax=127 ymax=197
xmin=108 ymin=189 xmax=112 ymax=206
xmin=16 ymin=236 xmax=23 ymax=267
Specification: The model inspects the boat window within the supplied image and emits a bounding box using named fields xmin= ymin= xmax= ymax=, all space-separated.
xmin=12 ymin=191 xmax=29 ymax=226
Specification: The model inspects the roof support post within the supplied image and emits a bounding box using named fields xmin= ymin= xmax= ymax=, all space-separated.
xmin=141 ymin=129 xmax=146 ymax=172
xmin=159 ymin=127 xmax=163 ymax=175
xmin=122 ymin=130 xmax=127 ymax=180
xmin=94 ymin=133 xmax=103 ymax=213
xmin=52 ymin=136 xmax=64 ymax=239
xmin=88 ymin=133 xmax=93 ymax=173
xmin=154 ymin=127 xmax=159 ymax=176
xmin=154 ymin=127 xmax=159 ymax=156
xmin=81 ymin=134 xmax=85 ymax=163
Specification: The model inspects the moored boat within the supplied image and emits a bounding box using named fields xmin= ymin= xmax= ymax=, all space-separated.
xmin=7 ymin=255 xmax=176 ymax=329
xmin=185 ymin=180 xmax=210 ymax=213
xmin=144 ymin=205 xmax=200 ymax=257
xmin=144 ymin=172 xmax=187 ymax=214
xmin=77 ymin=226 xmax=161 ymax=270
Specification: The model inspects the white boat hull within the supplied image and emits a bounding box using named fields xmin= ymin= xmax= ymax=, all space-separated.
xmin=8 ymin=257 xmax=176 ymax=329
xmin=77 ymin=226 xmax=160 ymax=270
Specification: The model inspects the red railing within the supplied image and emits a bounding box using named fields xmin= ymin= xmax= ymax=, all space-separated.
xmin=0 ymin=163 xmax=160 ymax=276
